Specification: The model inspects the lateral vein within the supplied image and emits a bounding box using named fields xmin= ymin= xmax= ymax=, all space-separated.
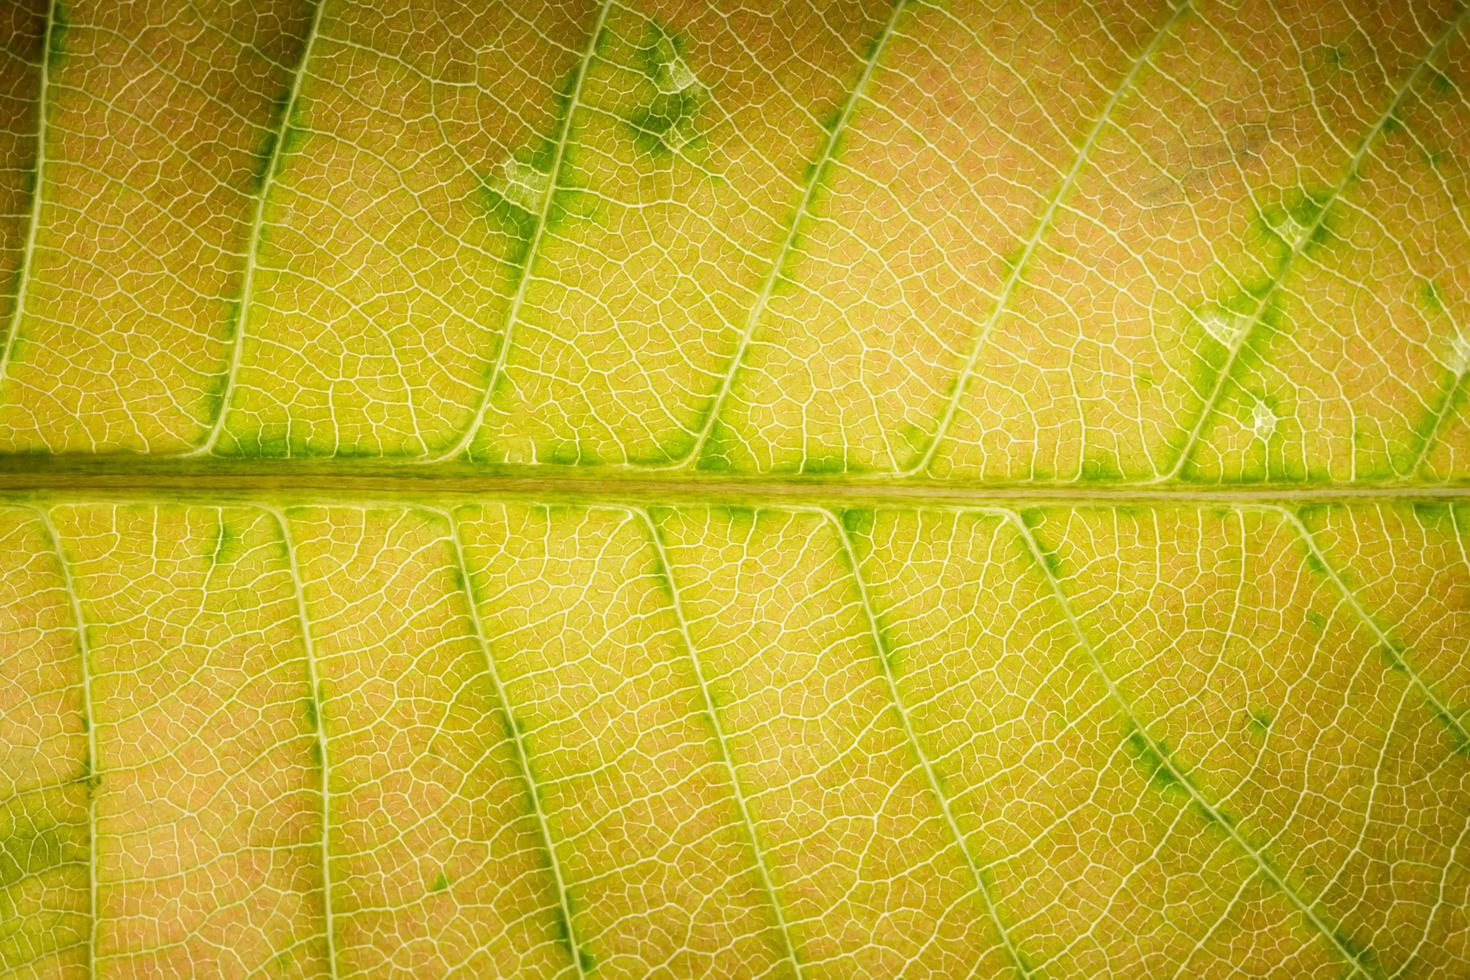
xmin=0 ymin=0 xmax=58 ymax=392
xmin=265 ymin=505 xmax=339 ymax=979
xmin=1161 ymin=6 xmax=1470 ymax=481
xmin=428 ymin=0 xmax=617 ymax=465
xmin=30 ymin=504 xmax=98 ymax=978
xmin=910 ymin=0 xmax=1192 ymax=476
xmin=668 ymin=0 xmax=912 ymax=470
xmin=1001 ymin=508 xmax=1380 ymax=979
xmin=438 ymin=508 xmax=587 ymax=979
xmin=825 ymin=508 xmax=1033 ymax=978
xmin=188 ymin=0 xmax=326 ymax=457
xmin=635 ymin=508 xmax=802 ymax=977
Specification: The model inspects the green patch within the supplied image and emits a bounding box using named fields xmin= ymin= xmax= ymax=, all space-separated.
xmin=46 ymin=0 xmax=70 ymax=73
xmin=628 ymin=90 xmax=703 ymax=158
xmin=1 ymin=817 xmax=78 ymax=893
xmin=1434 ymin=708 xmax=1470 ymax=756
xmin=205 ymin=518 xmax=242 ymax=565
xmin=431 ymin=872 xmax=450 ymax=893
xmin=1259 ymin=188 xmax=1337 ymax=263
xmin=552 ymin=901 xmax=594 ymax=972
xmin=1305 ymin=610 xmax=1326 ymax=633
xmin=714 ymin=504 xmax=756 ymax=531
xmin=1418 ymin=279 xmax=1445 ymax=315
xmin=841 ymin=507 xmax=875 ymax=536
xmin=1428 ymin=67 xmax=1456 ymax=97
xmin=1379 ymin=643 xmax=1407 ymax=673
xmin=1017 ymin=509 xmax=1062 ymax=577
xmin=549 ymin=440 xmax=598 ymax=466
xmin=1411 ymin=501 xmax=1450 ymax=525
xmin=801 ymin=453 xmax=850 ymax=476
xmin=1247 ymin=709 xmax=1273 ymax=736
xmin=252 ymin=92 xmax=294 ymax=192
xmin=1079 ymin=456 xmax=1123 ymax=482
xmin=1123 ymin=724 xmax=1182 ymax=792
xmin=695 ymin=421 xmax=736 ymax=472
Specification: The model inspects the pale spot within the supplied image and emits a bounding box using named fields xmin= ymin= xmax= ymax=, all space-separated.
xmin=1199 ymin=309 xmax=1247 ymax=346
xmin=1251 ymin=401 xmax=1277 ymax=440
xmin=656 ymin=52 xmax=701 ymax=95
xmin=1268 ymin=211 xmax=1313 ymax=249
xmin=498 ymin=158 xmax=549 ymax=212
xmin=1447 ymin=331 xmax=1470 ymax=375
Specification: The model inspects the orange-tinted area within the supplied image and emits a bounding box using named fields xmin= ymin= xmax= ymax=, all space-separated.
xmin=0 ymin=0 xmax=1462 ymax=480
xmin=0 ymin=499 xmax=1467 ymax=975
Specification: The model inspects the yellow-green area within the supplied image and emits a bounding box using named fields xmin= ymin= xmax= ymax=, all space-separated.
xmin=2 ymin=0 xmax=1470 ymax=976
xmin=3 ymin=498 xmax=1468 ymax=977
xmin=0 ymin=0 xmax=1465 ymax=481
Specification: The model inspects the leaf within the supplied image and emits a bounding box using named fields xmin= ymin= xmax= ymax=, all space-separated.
xmin=0 ymin=0 xmax=1468 ymax=977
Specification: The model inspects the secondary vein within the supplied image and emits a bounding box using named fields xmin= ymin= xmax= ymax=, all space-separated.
xmin=438 ymin=508 xmax=587 ymax=978
xmin=825 ymin=508 xmax=1033 ymax=978
xmin=31 ymin=504 xmax=98 ymax=978
xmin=1002 ymin=508 xmax=1380 ymax=979
xmin=0 ymin=0 xmax=58 ymax=392
xmin=635 ymin=508 xmax=803 ymax=977
xmin=266 ymin=505 xmax=339 ymax=979
xmin=1161 ymin=6 xmax=1470 ymax=481
xmin=909 ymin=0 xmax=1192 ymax=476
xmin=667 ymin=0 xmax=911 ymax=470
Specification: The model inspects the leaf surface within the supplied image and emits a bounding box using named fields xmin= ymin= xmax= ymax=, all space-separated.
xmin=1 ymin=0 xmax=1468 ymax=977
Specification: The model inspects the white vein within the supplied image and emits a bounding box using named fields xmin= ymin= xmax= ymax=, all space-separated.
xmin=1160 ymin=6 xmax=1470 ymax=481
xmin=999 ymin=508 xmax=1378 ymax=979
xmin=824 ymin=508 xmax=1032 ymax=978
xmin=29 ymin=504 xmax=96 ymax=976
xmin=426 ymin=0 xmax=617 ymax=465
xmin=264 ymin=505 xmax=338 ymax=979
xmin=0 ymin=0 xmax=57 ymax=392
xmin=188 ymin=0 xmax=327 ymax=457
xmin=665 ymin=0 xmax=912 ymax=470
xmin=634 ymin=507 xmax=802 ymax=977
xmin=437 ymin=507 xmax=587 ymax=979
xmin=907 ymin=0 xmax=1193 ymax=476
xmin=1268 ymin=503 xmax=1469 ymax=750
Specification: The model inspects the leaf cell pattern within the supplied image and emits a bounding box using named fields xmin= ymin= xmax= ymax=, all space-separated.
xmin=2 ymin=0 xmax=1470 ymax=977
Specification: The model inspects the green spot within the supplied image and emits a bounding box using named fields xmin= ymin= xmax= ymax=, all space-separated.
xmin=1381 ymin=112 xmax=1402 ymax=136
xmin=801 ymin=454 xmax=848 ymax=476
xmin=1412 ymin=501 xmax=1450 ymax=525
xmin=695 ymin=421 xmax=736 ymax=472
xmin=715 ymin=504 xmax=756 ymax=530
xmin=0 ymin=819 xmax=74 ymax=892
xmin=1302 ymin=550 xmax=1327 ymax=576
xmin=431 ymin=872 xmax=450 ymax=893
xmin=46 ymin=1 xmax=70 ymax=73
xmin=627 ymin=20 xmax=708 ymax=157
xmin=1379 ymin=643 xmax=1407 ymax=673
xmin=1423 ymin=149 xmax=1447 ymax=169
xmin=1419 ymin=279 xmax=1445 ymax=315
xmin=1247 ymin=709 xmax=1273 ymax=736
xmin=1079 ymin=456 xmax=1123 ymax=482
xmin=841 ymin=507 xmax=875 ymax=536
xmin=304 ymin=697 xmax=318 ymax=730
xmin=1305 ymin=610 xmax=1326 ymax=633
xmin=206 ymin=520 xmax=242 ymax=565
xmin=1123 ymin=725 xmax=1182 ymax=791
xmin=252 ymin=94 xmax=292 ymax=192
xmin=279 ymin=125 xmax=309 ymax=161
xmin=1429 ymin=67 xmax=1455 ymax=96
